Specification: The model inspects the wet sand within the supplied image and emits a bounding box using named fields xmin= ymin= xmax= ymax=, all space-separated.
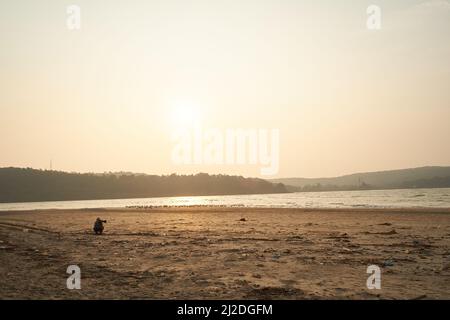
xmin=0 ymin=207 xmax=449 ymax=299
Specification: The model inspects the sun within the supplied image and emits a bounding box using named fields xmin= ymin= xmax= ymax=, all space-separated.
xmin=170 ymin=101 xmax=202 ymax=127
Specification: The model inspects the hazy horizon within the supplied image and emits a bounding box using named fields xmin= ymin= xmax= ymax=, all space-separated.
xmin=3 ymin=164 xmax=450 ymax=181
xmin=1 ymin=0 xmax=450 ymax=178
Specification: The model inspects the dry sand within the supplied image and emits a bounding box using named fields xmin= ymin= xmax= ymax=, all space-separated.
xmin=0 ymin=207 xmax=449 ymax=299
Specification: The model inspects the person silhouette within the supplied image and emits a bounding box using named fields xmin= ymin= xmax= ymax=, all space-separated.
xmin=93 ymin=217 xmax=107 ymax=235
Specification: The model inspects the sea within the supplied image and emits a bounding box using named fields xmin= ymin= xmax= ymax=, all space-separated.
xmin=0 ymin=188 xmax=449 ymax=211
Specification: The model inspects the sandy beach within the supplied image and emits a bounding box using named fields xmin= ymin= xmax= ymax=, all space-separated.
xmin=0 ymin=206 xmax=449 ymax=299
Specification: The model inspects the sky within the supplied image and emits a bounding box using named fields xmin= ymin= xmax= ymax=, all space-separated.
xmin=0 ymin=0 xmax=449 ymax=178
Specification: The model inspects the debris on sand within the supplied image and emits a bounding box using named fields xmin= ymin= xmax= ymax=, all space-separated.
xmin=239 ymin=218 xmax=247 ymax=222
xmin=383 ymin=259 xmax=394 ymax=267
xmin=327 ymin=232 xmax=350 ymax=239
xmin=412 ymin=239 xmax=433 ymax=248
xmin=287 ymin=235 xmax=304 ymax=241
xmin=374 ymin=229 xmax=397 ymax=235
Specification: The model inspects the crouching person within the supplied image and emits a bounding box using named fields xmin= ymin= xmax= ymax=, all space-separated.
xmin=93 ymin=217 xmax=107 ymax=235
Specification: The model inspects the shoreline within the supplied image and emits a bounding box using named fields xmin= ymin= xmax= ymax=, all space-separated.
xmin=1 ymin=205 xmax=450 ymax=215
xmin=1 ymin=187 xmax=449 ymax=213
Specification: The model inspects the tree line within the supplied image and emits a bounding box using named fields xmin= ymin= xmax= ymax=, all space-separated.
xmin=0 ymin=167 xmax=288 ymax=203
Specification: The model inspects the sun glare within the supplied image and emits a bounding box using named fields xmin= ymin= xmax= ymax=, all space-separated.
xmin=170 ymin=102 xmax=202 ymax=127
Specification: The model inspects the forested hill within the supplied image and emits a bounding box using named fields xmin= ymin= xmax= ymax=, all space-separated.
xmin=271 ymin=166 xmax=450 ymax=192
xmin=0 ymin=168 xmax=288 ymax=203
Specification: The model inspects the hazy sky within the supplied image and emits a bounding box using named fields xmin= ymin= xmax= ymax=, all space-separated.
xmin=1 ymin=0 xmax=449 ymax=178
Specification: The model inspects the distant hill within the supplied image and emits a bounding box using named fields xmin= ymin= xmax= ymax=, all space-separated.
xmin=0 ymin=168 xmax=288 ymax=203
xmin=270 ymin=166 xmax=450 ymax=192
